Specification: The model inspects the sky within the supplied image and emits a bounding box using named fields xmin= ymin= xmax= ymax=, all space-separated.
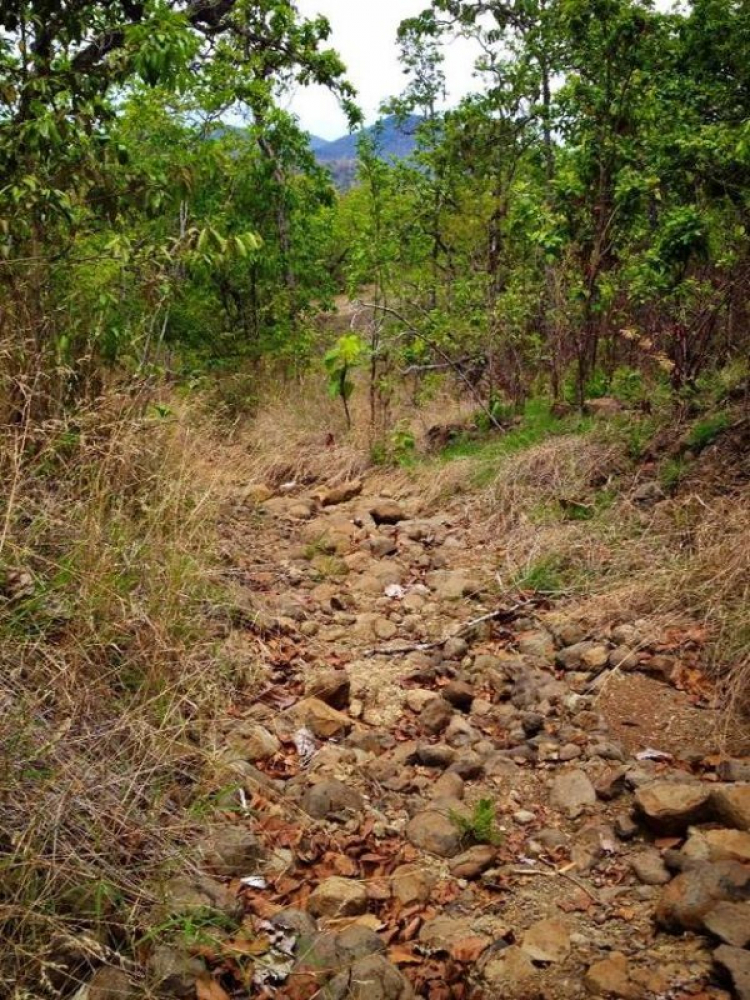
xmin=288 ymin=0 xmax=480 ymax=139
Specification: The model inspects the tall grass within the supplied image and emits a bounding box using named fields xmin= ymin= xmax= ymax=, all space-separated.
xmin=0 ymin=388 xmax=245 ymax=994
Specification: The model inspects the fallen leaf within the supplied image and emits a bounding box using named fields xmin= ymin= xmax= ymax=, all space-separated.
xmin=196 ymin=976 xmax=231 ymax=1000
xmin=449 ymin=936 xmax=491 ymax=963
xmin=389 ymin=945 xmax=423 ymax=966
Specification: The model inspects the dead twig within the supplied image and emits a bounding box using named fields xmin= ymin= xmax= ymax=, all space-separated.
xmin=363 ymin=601 xmax=533 ymax=657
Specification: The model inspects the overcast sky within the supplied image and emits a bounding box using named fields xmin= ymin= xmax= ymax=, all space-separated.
xmin=288 ymin=0 xmax=479 ymax=139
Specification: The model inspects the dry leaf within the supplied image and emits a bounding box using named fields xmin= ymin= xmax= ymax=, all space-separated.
xmin=389 ymin=945 xmax=423 ymax=966
xmin=449 ymin=936 xmax=491 ymax=963
xmin=196 ymin=976 xmax=231 ymax=1000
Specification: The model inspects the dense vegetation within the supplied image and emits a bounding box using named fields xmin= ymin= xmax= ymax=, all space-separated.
xmin=0 ymin=0 xmax=748 ymax=995
xmin=1 ymin=0 xmax=747 ymax=420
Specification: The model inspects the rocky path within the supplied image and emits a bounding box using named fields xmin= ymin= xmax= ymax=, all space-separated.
xmin=145 ymin=475 xmax=750 ymax=1000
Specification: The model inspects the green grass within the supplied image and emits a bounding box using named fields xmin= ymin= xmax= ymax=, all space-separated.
xmin=686 ymin=411 xmax=732 ymax=450
xmin=512 ymin=555 xmax=577 ymax=595
xmin=451 ymin=798 xmax=504 ymax=847
xmin=437 ymin=399 xmax=594 ymax=485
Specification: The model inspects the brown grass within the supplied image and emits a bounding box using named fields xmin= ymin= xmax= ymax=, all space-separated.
xmin=0 ymin=389 xmax=253 ymax=995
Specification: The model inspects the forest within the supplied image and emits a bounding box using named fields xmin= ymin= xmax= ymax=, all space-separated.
xmin=0 ymin=1 xmax=749 ymax=999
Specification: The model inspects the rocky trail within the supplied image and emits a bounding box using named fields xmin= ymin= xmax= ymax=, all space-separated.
xmin=142 ymin=474 xmax=750 ymax=1000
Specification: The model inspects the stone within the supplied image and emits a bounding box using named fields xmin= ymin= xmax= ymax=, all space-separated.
xmin=333 ymin=924 xmax=386 ymax=961
xmin=406 ymin=810 xmax=463 ymax=858
xmin=631 ymin=849 xmax=671 ymax=886
xmin=370 ymin=501 xmax=407 ymax=526
xmin=420 ymin=915 xmax=477 ymax=952
xmin=704 ymin=902 xmax=750 ymax=947
xmin=655 ymin=860 xmax=750 ymax=932
xmin=595 ymin=767 xmax=628 ymax=801
xmin=236 ymin=723 xmax=280 ymax=761
xmin=449 ymin=845 xmax=497 ymax=879
xmin=521 ymin=918 xmax=571 ymax=964
xmin=426 ymin=569 xmax=474 ymax=601
xmin=556 ymin=642 xmax=610 ymax=672
xmin=318 ymin=481 xmax=363 ymax=507
xmin=683 ymin=827 xmax=750 ymax=864
xmin=615 ymin=814 xmax=639 ymax=841
xmin=712 ymin=784 xmax=750 ymax=831
xmin=325 ymin=955 xmax=414 ymax=1000
xmin=405 ymin=688 xmax=438 ymax=713
xmin=301 ymin=779 xmax=364 ymax=820
xmin=718 ymin=760 xmax=750 ymax=783
xmin=714 ymin=946 xmax=750 ymax=1000
xmin=390 ymin=864 xmax=437 ymax=905
xmin=370 ymin=534 xmax=398 ymax=557
xmin=584 ymin=953 xmax=637 ymax=999
xmin=442 ymin=680 xmax=475 ymax=711
xmin=88 ymin=967 xmax=136 ymax=1000
xmin=443 ymin=637 xmax=469 ymax=659
xmin=448 ymin=750 xmax=484 ymax=781
xmin=420 ymin=697 xmax=454 ymax=735
xmin=550 ymin=770 xmax=597 ymax=818
xmin=160 ymin=874 xmax=241 ymax=922
xmin=608 ymin=646 xmax=640 ymax=670
xmin=431 ymin=772 xmax=465 ymax=801
xmin=635 ymin=781 xmax=713 ymax=834
xmin=272 ymin=907 xmax=319 ymax=948
xmin=288 ymin=697 xmax=352 ymax=740
xmin=196 ymin=826 xmax=265 ymax=877
xmin=517 ymin=631 xmax=556 ymax=663
xmin=148 ymin=945 xmax=206 ymax=998
xmin=480 ymin=945 xmax=536 ymax=989
xmin=245 ymin=483 xmax=274 ymax=504
xmin=308 ymin=877 xmax=368 ymax=918
xmin=305 ymin=670 xmax=351 ymax=710
xmin=417 ymin=743 xmax=456 ymax=769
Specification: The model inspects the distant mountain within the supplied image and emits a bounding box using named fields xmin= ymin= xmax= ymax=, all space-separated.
xmin=310 ymin=115 xmax=422 ymax=189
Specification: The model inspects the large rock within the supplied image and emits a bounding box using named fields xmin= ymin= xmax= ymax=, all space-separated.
xmin=324 ymin=955 xmax=414 ymax=1000
xmin=550 ymin=770 xmax=597 ymax=818
xmin=159 ymin=874 xmax=242 ymax=922
xmin=704 ymin=902 xmax=750 ymax=947
xmin=390 ymin=864 xmax=437 ymax=905
xmin=630 ymin=849 xmax=671 ymax=886
xmin=308 ymin=877 xmax=368 ymax=918
xmin=148 ymin=945 xmax=206 ymax=998
xmin=318 ymin=481 xmax=363 ymax=507
xmin=683 ymin=827 xmax=750 ymax=864
xmin=712 ymin=784 xmax=750 ymax=831
xmin=406 ymin=809 xmax=463 ymax=858
xmin=305 ymin=669 xmax=351 ymax=710
xmin=419 ymin=697 xmax=454 ymax=735
xmin=655 ymin=860 xmax=750 ymax=931
xmin=449 ymin=845 xmax=497 ymax=880
xmin=426 ymin=570 xmax=475 ymax=601
xmin=635 ymin=782 xmax=713 ymax=834
xmin=370 ymin=501 xmax=407 ymax=526
xmin=234 ymin=723 xmax=280 ymax=761
xmin=480 ymin=945 xmax=536 ymax=990
xmin=521 ymin=918 xmax=571 ymax=964
xmin=196 ymin=826 xmax=265 ymax=877
xmin=287 ymin=697 xmax=352 ymax=740
xmin=714 ymin=946 xmax=750 ymax=1000
xmin=301 ymin=779 xmax=364 ymax=821
xmin=584 ymin=953 xmax=637 ymax=999
xmin=556 ymin=641 xmax=610 ymax=672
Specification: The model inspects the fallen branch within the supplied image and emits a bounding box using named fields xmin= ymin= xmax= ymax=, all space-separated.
xmin=511 ymin=867 xmax=598 ymax=901
xmin=364 ymin=602 xmax=531 ymax=657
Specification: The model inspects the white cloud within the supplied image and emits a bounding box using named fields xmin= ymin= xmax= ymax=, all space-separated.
xmin=288 ymin=0 xmax=479 ymax=139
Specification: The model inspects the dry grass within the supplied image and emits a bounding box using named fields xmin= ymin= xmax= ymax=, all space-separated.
xmin=455 ymin=424 xmax=750 ymax=710
xmin=0 ymin=388 xmax=251 ymax=995
xmin=245 ymin=370 xmax=476 ymax=489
